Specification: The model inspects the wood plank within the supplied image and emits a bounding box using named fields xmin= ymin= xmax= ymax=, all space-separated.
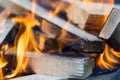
xmin=67 ymin=0 xmax=113 ymax=36
xmin=6 ymin=52 xmax=95 ymax=79
xmin=0 ymin=10 xmax=14 ymax=45
xmin=99 ymin=8 xmax=120 ymax=39
xmin=65 ymin=0 xmax=113 ymax=15
xmin=62 ymin=39 xmax=105 ymax=53
xmin=67 ymin=2 xmax=89 ymax=29
xmin=0 ymin=0 xmax=101 ymax=41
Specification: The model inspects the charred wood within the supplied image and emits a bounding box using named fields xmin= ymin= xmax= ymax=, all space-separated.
xmin=62 ymin=39 xmax=105 ymax=53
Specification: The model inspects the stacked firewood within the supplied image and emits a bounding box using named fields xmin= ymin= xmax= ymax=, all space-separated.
xmin=0 ymin=0 xmax=120 ymax=80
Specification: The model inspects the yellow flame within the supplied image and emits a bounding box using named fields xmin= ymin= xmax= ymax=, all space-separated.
xmin=0 ymin=45 xmax=8 ymax=79
xmin=5 ymin=14 xmax=40 ymax=78
xmin=97 ymin=44 xmax=120 ymax=70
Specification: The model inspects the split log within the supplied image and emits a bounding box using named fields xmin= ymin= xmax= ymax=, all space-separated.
xmin=67 ymin=0 xmax=113 ymax=36
xmin=0 ymin=10 xmax=14 ymax=45
xmin=99 ymin=8 xmax=120 ymax=39
xmin=0 ymin=0 xmax=101 ymax=41
xmin=62 ymin=39 xmax=105 ymax=53
xmin=41 ymin=20 xmax=105 ymax=53
xmin=6 ymin=52 xmax=95 ymax=79
xmin=7 ymin=51 xmax=116 ymax=80
xmin=67 ymin=3 xmax=89 ymax=29
xmin=28 ymin=52 xmax=94 ymax=79
xmin=99 ymin=8 xmax=120 ymax=51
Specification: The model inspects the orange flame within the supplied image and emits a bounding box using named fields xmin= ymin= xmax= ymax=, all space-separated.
xmin=50 ymin=1 xmax=65 ymax=15
xmin=97 ymin=44 xmax=120 ymax=70
xmin=0 ymin=45 xmax=8 ymax=79
xmin=5 ymin=14 xmax=40 ymax=78
xmin=5 ymin=0 xmax=41 ymax=78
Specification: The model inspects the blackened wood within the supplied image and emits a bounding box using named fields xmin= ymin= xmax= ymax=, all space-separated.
xmin=62 ymin=39 xmax=105 ymax=53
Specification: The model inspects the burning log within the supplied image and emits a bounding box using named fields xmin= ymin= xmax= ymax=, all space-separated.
xmin=0 ymin=10 xmax=15 ymax=46
xmin=67 ymin=0 xmax=113 ymax=36
xmin=28 ymin=52 xmax=94 ymax=79
xmin=62 ymin=38 xmax=105 ymax=53
xmin=0 ymin=0 xmax=101 ymax=41
xmin=67 ymin=3 xmax=89 ymax=29
xmin=99 ymin=8 xmax=120 ymax=51
xmin=6 ymin=52 xmax=95 ymax=79
xmin=99 ymin=8 xmax=120 ymax=39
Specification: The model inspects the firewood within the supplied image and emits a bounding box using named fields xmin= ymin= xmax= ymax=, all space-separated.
xmin=99 ymin=8 xmax=120 ymax=39
xmin=67 ymin=0 xmax=113 ymax=36
xmin=0 ymin=10 xmax=14 ymax=45
xmin=67 ymin=3 xmax=89 ymax=29
xmin=66 ymin=0 xmax=113 ymax=15
xmin=62 ymin=38 xmax=105 ymax=53
xmin=0 ymin=0 xmax=101 ymax=41
xmin=28 ymin=53 xmax=95 ymax=79
xmin=6 ymin=52 xmax=95 ymax=79
xmin=99 ymin=8 xmax=120 ymax=51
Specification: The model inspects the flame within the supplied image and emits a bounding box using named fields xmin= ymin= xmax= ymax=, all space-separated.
xmin=49 ymin=1 xmax=64 ymax=15
xmin=96 ymin=44 xmax=120 ymax=70
xmin=4 ymin=0 xmax=42 ymax=78
xmin=0 ymin=45 xmax=8 ymax=79
xmin=5 ymin=13 xmax=40 ymax=78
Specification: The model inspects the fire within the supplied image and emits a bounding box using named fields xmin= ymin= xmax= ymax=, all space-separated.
xmin=0 ymin=45 xmax=8 ymax=79
xmin=0 ymin=0 xmax=116 ymax=78
xmin=96 ymin=44 xmax=120 ymax=70
xmin=5 ymin=13 xmax=41 ymax=78
xmin=5 ymin=0 xmax=41 ymax=78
